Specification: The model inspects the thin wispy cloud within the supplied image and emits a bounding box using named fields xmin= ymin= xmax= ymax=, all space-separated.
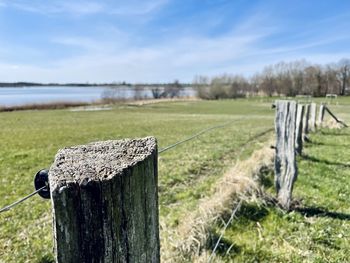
xmin=109 ymin=0 xmax=169 ymax=16
xmin=0 ymin=0 xmax=349 ymax=82
xmin=2 ymin=0 xmax=168 ymax=17
xmin=6 ymin=1 xmax=104 ymax=15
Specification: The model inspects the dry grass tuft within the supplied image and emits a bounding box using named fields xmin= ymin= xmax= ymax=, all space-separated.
xmin=162 ymin=141 xmax=275 ymax=262
xmin=321 ymin=118 xmax=344 ymax=129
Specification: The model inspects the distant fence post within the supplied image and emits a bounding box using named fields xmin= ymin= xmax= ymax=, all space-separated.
xmin=318 ymin=104 xmax=325 ymax=127
xmin=302 ymin=104 xmax=310 ymax=141
xmin=274 ymin=100 xmax=298 ymax=210
xmin=295 ymin=104 xmax=304 ymax=155
xmin=309 ymin=103 xmax=317 ymax=131
xmin=49 ymin=137 xmax=160 ymax=263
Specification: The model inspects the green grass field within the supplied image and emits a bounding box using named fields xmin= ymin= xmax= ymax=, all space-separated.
xmin=0 ymin=98 xmax=349 ymax=262
xmin=0 ymin=99 xmax=274 ymax=262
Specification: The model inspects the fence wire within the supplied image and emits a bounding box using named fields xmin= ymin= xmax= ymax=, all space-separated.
xmin=0 ymin=186 xmax=47 ymax=213
xmin=1 ymin=119 xmax=243 ymax=213
xmin=159 ymin=119 xmax=241 ymax=154
xmin=208 ymin=200 xmax=243 ymax=263
xmin=0 ymin=118 xmax=271 ymax=217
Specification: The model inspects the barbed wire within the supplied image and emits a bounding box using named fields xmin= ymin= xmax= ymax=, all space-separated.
xmin=207 ymin=199 xmax=243 ymax=263
xmin=0 ymin=185 xmax=47 ymax=214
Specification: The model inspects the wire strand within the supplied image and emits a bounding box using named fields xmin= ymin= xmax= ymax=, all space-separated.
xmin=0 ymin=185 xmax=47 ymax=214
xmin=159 ymin=119 xmax=241 ymax=154
xmin=208 ymin=200 xmax=243 ymax=263
xmin=0 ymin=123 xmax=273 ymax=215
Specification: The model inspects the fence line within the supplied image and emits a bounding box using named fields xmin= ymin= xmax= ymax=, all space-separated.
xmin=0 ymin=118 xmax=243 ymax=214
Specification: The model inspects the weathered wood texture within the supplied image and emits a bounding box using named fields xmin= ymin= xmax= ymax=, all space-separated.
xmin=309 ymin=102 xmax=317 ymax=131
xmin=295 ymin=104 xmax=304 ymax=155
xmin=49 ymin=137 xmax=159 ymax=263
xmin=274 ymin=100 xmax=298 ymax=210
xmin=302 ymin=104 xmax=310 ymax=140
xmin=318 ymin=104 xmax=325 ymax=127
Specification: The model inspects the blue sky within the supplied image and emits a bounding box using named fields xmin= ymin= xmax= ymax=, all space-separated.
xmin=0 ymin=0 xmax=349 ymax=83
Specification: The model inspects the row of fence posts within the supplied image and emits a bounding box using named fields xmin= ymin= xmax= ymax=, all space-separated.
xmin=45 ymin=100 xmax=344 ymax=262
xmin=274 ymin=100 xmax=345 ymax=210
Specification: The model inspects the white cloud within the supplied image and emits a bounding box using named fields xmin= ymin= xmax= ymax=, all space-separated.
xmin=9 ymin=1 xmax=104 ymax=15
xmin=110 ymin=0 xmax=169 ymax=16
xmin=4 ymin=0 xmax=168 ymax=17
xmin=0 ymin=2 xmax=349 ymax=83
xmin=0 ymin=29 xmax=272 ymax=82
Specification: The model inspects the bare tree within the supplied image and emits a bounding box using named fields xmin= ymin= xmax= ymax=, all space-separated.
xmin=337 ymin=58 xmax=350 ymax=95
xmin=323 ymin=65 xmax=338 ymax=94
xmin=164 ymin=80 xmax=183 ymax=98
xmin=194 ymin=75 xmax=211 ymax=99
xmin=192 ymin=58 xmax=350 ymax=100
xmin=134 ymin=84 xmax=145 ymax=100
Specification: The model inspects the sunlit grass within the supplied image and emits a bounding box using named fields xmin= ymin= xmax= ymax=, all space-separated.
xmin=0 ymin=99 xmax=274 ymax=262
xmin=0 ymin=97 xmax=349 ymax=262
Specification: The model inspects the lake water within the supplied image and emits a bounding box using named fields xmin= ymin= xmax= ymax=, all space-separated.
xmin=0 ymin=86 xmax=196 ymax=107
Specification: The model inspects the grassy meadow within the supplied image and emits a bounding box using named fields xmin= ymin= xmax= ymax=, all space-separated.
xmin=0 ymin=97 xmax=349 ymax=262
xmin=0 ymin=99 xmax=274 ymax=262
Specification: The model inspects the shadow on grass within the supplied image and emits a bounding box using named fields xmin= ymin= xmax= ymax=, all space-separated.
xmin=38 ymin=254 xmax=54 ymax=263
xmin=304 ymin=140 xmax=347 ymax=148
xmin=294 ymin=206 xmax=350 ymax=221
xmin=220 ymin=201 xmax=270 ymax=228
xmin=319 ymin=130 xmax=350 ymax=136
xmin=302 ymin=154 xmax=350 ymax=168
xmin=206 ymin=232 xmax=241 ymax=256
xmin=237 ymin=202 xmax=269 ymax=221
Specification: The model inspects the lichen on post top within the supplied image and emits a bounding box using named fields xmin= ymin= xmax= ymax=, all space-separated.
xmin=49 ymin=136 xmax=157 ymax=191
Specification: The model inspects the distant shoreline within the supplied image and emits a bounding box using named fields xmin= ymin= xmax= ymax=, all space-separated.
xmin=0 ymin=97 xmax=198 ymax=112
xmin=0 ymin=82 xmax=192 ymax=88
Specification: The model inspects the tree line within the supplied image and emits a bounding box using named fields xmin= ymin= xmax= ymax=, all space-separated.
xmin=194 ymin=58 xmax=350 ymax=99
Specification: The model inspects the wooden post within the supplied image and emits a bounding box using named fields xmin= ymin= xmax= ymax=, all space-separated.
xmin=49 ymin=137 xmax=160 ymax=263
xmin=318 ymin=104 xmax=325 ymax=127
xmin=309 ymin=102 xmax=317 ymax=131
xmin=274 ymin=100 xmax=298 ymax=210
xmin=295 ymin=104 xmax=304 ymax=155
xmin=302 ymin=104 xmax=310 ymax=141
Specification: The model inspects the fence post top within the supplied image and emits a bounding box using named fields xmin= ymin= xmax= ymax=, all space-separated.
xmin=49 ymin=137 xmax=157 ymax=191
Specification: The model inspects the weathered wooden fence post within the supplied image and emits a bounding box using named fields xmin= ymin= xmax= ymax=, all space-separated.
xmin=274 ymin=100 xmax=298 ymax=210
xmin=309 ymin=102 xmax=317 ymax=131
xmin=295 ymin=104 xmax=304 ymax=155
xmin=49 ymin=137 xmax=160 ymax=263
xmin=302 ymin=104 xmax=310 ymax=141
xmin=318 ymin=104 xmax=325 ymax=127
